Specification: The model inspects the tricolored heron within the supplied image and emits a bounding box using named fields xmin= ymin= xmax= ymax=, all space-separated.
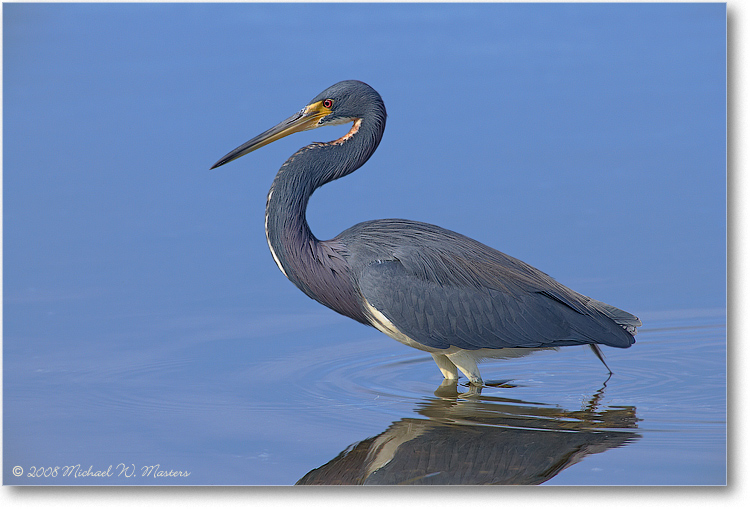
xmin=211 ymin=80 xmax=640 ymax=386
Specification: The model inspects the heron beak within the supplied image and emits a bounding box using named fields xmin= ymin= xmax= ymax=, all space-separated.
xmin=210 ymin=101 xmax=332 ymax=169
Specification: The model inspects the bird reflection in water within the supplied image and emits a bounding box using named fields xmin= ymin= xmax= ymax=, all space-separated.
xmin=296 ymin=382 xmax=639 ymax=485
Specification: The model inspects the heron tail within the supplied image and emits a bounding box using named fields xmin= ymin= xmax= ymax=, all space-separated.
xmin=588 ymin=298 xmax=642 ymax=336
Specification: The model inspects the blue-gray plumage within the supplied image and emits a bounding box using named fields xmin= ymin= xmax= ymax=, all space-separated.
xmin=211 ymin=80 xmax=640 ymax=385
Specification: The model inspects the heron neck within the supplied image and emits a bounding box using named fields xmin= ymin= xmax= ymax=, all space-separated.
xmin=264 ymin=111 xmax=385 ymax=322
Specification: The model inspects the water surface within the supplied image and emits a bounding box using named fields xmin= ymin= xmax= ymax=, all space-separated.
xmin=4 ymin=306 xmax=725 ymax=485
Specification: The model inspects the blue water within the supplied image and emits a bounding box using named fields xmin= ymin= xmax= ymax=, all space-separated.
xmin=3 ymin=3 xmax=726 ymax=485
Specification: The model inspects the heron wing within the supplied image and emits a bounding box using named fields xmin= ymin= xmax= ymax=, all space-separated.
xmin=347 ymin=221 xmax=635 ymax=351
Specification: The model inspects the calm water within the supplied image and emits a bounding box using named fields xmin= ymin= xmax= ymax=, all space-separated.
xmin=3 ymin=3 xmax=726 ymax=485
xmin=4 ymin=307 xmax=725 ymax=485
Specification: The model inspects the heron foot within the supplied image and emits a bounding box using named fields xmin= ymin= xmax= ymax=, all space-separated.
xmin=446 ymin=350 xmax=484 ymax=387
xmin=432 ymin=351 xmax=485 ymax=386
xmin=434 ymin=379 xmax=484 ymax=398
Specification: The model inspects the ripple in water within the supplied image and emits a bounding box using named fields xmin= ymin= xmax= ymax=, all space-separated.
xmin=23 ymin=318 xmax=722 ymax=437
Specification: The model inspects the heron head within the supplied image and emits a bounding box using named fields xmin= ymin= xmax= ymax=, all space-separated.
xmin=210 ymin=80 xmax=380 ymax=169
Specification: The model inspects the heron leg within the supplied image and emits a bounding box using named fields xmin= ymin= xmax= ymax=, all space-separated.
xmin=446 ymin=350 xmax=484 ymax=386
xmin=589 ymin=344 xmax=613 ymax=375
xmin=431 ymin=353 xmax=458 ymax=380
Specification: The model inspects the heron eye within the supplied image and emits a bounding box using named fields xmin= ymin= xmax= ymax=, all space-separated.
xmin=323 ymin=99 xmax=333 ymax=109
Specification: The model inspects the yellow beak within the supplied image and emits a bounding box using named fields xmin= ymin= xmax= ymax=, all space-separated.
xmin=210 ymin=101 xmax=332 ymax=169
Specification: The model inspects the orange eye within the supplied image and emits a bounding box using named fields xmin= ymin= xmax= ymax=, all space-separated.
xmin=323 ymin=99 xmax=333 ymax=108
